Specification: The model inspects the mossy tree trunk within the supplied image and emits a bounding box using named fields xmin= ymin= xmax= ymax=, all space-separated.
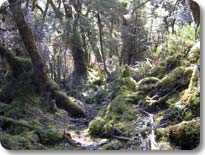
xmin=71 ymin=25 xmax=88 ymax=87
xmin=6 ymin=0 xmax=85 ymax=117
xmin=63 ymin=2 xmax=88 ymax=87
xmin=8 ymin=0 xmax=47 ymax=91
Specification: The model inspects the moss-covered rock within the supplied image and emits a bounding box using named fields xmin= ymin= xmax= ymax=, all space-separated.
xmin=168 ymin=120 xmax=200 ymax=150
xmin=156 ymin=67 xmax=193 ymax=95
xmin=89 ymin=117 xmax=106 ymax=137
xmin=89 ymin=93 xmax=139 ymax=138
xmin=101 ymin=140 xmax=123 ymax=150
xmin=36 ymin=129 xmax=64 ymax=145
xmin=0 ymin=133 xmax=44 ymax=150
xmin=156 ymin=120 xmax=200 ymax=150
xmin=180 ymin=88 xmax=200 ymax=121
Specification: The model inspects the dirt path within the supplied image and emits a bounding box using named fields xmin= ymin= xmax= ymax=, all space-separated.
xmin=55 ymin=104 xmax=109 ymax=149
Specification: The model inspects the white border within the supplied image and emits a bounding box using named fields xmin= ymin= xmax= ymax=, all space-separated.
xmin=0 ymin=0 xmax=204 ymax=154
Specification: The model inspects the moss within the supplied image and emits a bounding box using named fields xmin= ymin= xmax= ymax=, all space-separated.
xmin=53 ymin=90 xmax=85 ymax=118
xmin=156 ymin=120 xmax=200 ymax=150
xmin=156 ymin=128 xmax=168 ymax=141
xmin=137 ymin=77 xmax=159 ymax=93
xmin=188 ymin=42 xmax=200 ymax=63
xmin=36 ymin=129 xmax=64 ymax=145
xmin=89 ymin=94 xmax=139 ymax=138
xmin=168 ymin=120 xmax=200 ymax=150
xmin=4 ymin=96 xmax=43 ymax=119
xmin=11 ymin=57 xmax=32 ymax=78
xmin=0 ymin=133 xmax=44 ymax=150
xmin=188 ymin=90 xmax=200 ymax=117
xmin=165 ymin=54 xmax=183 ymax=70
xmin=183 ymin=111 xmax=193 ymax=121
xmin=46 ymin=77 xmax=60 ymax=91
xmin=21 ymin=131 xmax=40 ymax=144
xmin=120 ymin=77 xmax=137 ymax=91
xmin=179 ymin=88 xmax=200 ymax=121
xmin=166 ymin=93 xmax=180 ymax=106
xmin=0 ymin=116 xmax=39 ymax=135
xmin=89 ymin=117 xmax=106 ymax=137
xmin=101 ymin=140 xmax=123 ymax=150
xmin=122 ymin=65 xmax=131 ymax=78
xmin=151 ymin=64 xmax=167 ymax=79
xmin=156 ymin=67 xmax=193 ymax=95
xmin=102 ymin=120 xmax=114 ymax=137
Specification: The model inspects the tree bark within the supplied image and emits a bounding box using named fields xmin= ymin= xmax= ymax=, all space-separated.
xmin=97 ymin=12 xmax=110 ymax=76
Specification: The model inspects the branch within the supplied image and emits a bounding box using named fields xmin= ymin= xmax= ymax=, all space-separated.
xmin=49 ymin=0 xmax=64 ymax=20
xmin=35 ymin=4 xmax=44 ymax=14
xmin=132 ymin=0 xmax=150 ymax=14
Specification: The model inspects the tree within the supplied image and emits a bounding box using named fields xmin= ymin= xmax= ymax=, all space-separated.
xmin=63 ymin=0 xmax=88 ymax=87
xmin=6 ymin=0 xmax=85 ymax=117
xmin=120 ymin=0 xmax=148 ymax=65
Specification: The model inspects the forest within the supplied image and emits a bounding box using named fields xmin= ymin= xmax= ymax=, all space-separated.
xmin=0 ymin=0 xmax=200 ymax=150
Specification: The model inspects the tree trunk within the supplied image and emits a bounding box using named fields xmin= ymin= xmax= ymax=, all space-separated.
xmin=188 ymin=0 xmax=200 ymax=38
xmin=63 ymin=2 xmax=88 ymax=87
xmin=8 ymin=0 xmax=47 ymax=90
xmin=71 ymin=26 xmax=88 ymax=87
xmin=97 ymin=13 xmax=110 ymax=76
xmin=189 ymin=0 xmax=200 ymax=27
xmin=7 ymin=0 xmax=85 ymax=117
